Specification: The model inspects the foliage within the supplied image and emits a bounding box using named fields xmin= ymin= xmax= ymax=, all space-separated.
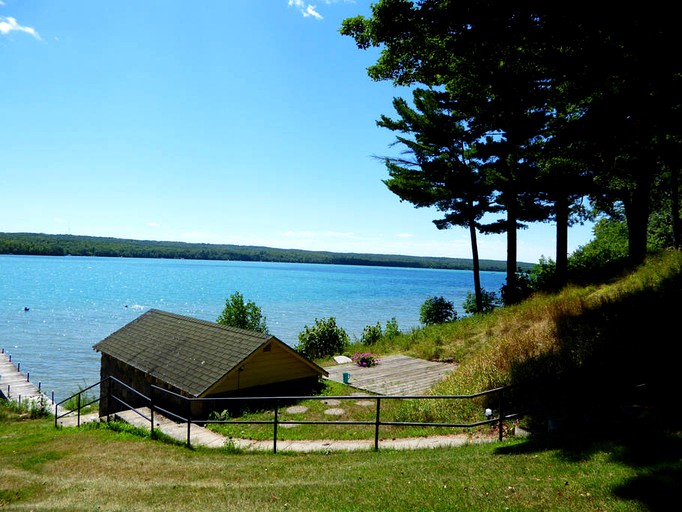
xmin=419 ymin=296 xmax=456 ymax=325
xmin=376 ymin=88 xmax=499 ymax=311
xmin=0 ymin=232 xmax=517 ymax=272
xmin=351 ymin=352 xmax=380 ymax=368
xmin=62 ymin=386 xmax=99 ymax=413
xmin=296 ymin=317 xmax=349 ymax=360
xmin=359 ymin=322 xmax=382 ymax=345
xmin=1 ymin=397 xmax=50 ymax=419
xmin=341 ymin=1 xmax=682 ymax=286
xmin=383 ymin=317 xmax=400 ymax=338
xmin=462 ymin=288 xmax=500 ymax=315
xmin=216 ymin=291 xmax=268 ymax=334
xmin=525 ymin=257 xmax=561 ymax=292
xmin=500 ymin=269 xmax=534 ymax=305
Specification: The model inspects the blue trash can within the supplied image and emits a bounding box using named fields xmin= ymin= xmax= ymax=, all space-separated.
xmin=342 ymin=372 xmax=350 ymax=384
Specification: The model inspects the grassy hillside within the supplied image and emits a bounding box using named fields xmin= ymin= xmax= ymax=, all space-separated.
xmin=349 ymin=249 xmax=682 ymax=433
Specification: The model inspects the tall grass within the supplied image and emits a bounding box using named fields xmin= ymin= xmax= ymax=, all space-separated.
xmin=374 ymin=249 xmax=682 ymax=427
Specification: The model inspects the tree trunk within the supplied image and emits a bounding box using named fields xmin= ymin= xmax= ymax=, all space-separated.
xmin=555 ymin=195 xmax=569 ymax=288
xmin=671 ymin=166 xmax=681 ymax=250
xmin=468 ymin=212 xmax=483 ymax=312
xmin=506 ymin=199 xmax=519 ymax=304
xmin=623 ymin=173 xmax=652 ymax=266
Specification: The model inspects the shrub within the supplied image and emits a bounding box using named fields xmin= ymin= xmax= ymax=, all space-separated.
xmin=500 ymin=269 xmax=534 ymax=305
xmin=63 ymin=386 xmax=99 ymax=413
xmin=360 ymin=322 xmax=383 ymax=345
xmin=419 ymin=296 xmax=456 ymax=325
xmin=296 ymin=317 xmax=349 ymax=360
xmin=384 ymin=317 xmax=400 ymax=338
xmin=216 ymin=291 xmax=269 ymax=334
xmin=462 ymin=288 xmax=500 ymax=315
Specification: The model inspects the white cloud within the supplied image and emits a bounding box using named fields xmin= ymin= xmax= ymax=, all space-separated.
xmin=147 ymin=222 xmax=161 ymax=228
xmin=0 ymin=16 xmax=41 ymax=40
xmin=288 ymin=0 xmax=323 ymax=20
xmin=288 ymin=1 xmax=356 ymax=21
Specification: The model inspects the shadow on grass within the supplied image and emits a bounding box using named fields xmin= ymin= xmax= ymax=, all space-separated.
xmin=495 ymin=425 xmax=682 ymax=512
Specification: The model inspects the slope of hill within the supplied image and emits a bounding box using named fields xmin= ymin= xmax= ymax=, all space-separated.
xmin=366 ymin=249 xmax=682 ymax=432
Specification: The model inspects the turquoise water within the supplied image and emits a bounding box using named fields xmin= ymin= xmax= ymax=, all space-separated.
xmin=0 ymin=255 xmax=505 ymax=402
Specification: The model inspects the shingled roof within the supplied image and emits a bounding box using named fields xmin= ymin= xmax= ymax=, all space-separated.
xmin=93 ymin=309 xmax=322 ymax=397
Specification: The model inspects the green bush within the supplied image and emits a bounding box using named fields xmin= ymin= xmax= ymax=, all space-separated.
xmin=62 ymin=386 xmax=99 ymax=413
xmin=384 ymin=317 xmax=400 ymax=338
xmin=297 ymin=317 xmax=349 ymax=360
xmin=216 ymin=291 xmax=269 ymax=334
xmin=419 ymin=296 xmax=456 ymax=325
xmin=360 ymin=322 xmax=383 ymax=345
xmin=462 ymin=288 xmax=500 ymax=315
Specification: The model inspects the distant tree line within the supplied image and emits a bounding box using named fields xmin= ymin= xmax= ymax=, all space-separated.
xmin=0 ymin=232 xmax=525 ymax=272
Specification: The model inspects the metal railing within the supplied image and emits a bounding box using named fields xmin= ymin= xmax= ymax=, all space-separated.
xmin=53 ymin=376 xmax=151 ymax=427
xmin=148 ymin=384 xmax=517 ymax=452
xmin=55 ymin=376 xmax=518 ymax=452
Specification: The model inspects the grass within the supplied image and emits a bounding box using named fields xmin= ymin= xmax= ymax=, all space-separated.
xmin=2 ymin=402 xmax=678 ymax=511
xmin=207 ymin=380 xmax=498 ymax=442
xmin=342 ymin=249 xmax=682 ymax=429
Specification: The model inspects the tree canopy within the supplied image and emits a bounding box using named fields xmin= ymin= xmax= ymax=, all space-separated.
xmin=216 ymin=291 xmax=269 ymax=334
xmin=341 ymin=0 xmax=682 ymax=298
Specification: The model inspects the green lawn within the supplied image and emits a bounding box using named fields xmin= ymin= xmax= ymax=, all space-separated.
xmin=1 ymin=403 xmax=678 ymax=511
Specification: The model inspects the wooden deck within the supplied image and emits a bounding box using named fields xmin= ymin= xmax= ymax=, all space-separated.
xmin=0 ymin=349 xmax=45 ymax=403
xmin=0 ymin=348 xmax=74 ymax=421
xmin=324 ymin=355 xmax=457 ymax=395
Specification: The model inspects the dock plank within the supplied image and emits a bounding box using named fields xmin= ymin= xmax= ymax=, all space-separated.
xmin=0 ymin=349 xmax=72 ymax=420
xmin=0 ymin=350 xmax=44 ymax=403
xmin=324 ymin=355 xmax=457 ymax=396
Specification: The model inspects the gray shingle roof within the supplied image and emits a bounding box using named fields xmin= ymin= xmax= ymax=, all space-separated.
xmin=93 ymin=309 xmax=283 ymax=397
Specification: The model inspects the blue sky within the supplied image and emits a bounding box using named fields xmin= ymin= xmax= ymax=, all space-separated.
xmin=1 ymin=0 xmax=594 ymax=263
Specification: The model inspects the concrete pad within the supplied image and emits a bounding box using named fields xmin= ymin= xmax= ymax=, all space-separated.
xmin=324 ymin=408 xmax=345 ymax=415
xmin=285 ymin=405 xmax=308 ymax=414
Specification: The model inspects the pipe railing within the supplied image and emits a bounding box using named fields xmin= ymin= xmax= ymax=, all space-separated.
xmin=53 ymin=376 xmax=517 ymax=452
xmin=149 ymin=384 xmax=517 ymax=452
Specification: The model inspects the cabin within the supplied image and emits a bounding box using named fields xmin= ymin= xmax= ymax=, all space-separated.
xmin=92 ymin=309 xmax=328 ymax=419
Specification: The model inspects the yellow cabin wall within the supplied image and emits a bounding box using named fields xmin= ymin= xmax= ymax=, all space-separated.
xmin=203 ymin=341 xmax=323 ymax=396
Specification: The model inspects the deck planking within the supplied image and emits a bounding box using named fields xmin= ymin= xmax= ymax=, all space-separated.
xmin=0 ymin=349 xmax=45 ymax=403
xmin=0 ymin=348 xmax=74 ymax=422
xmin=324 ymin=355 xmax=457 ymax=395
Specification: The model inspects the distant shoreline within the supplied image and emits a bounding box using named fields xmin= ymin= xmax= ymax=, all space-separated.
xmin=0 ymin=232 xmax=533 ymax=272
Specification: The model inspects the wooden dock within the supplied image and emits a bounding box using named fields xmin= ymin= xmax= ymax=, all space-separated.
xmin=324 ymin=355 xmax=457 ymax=395
xmin=0 ymin=348 xmax=72 ymax=418
xmin=0 ymin=348 xmax=46 ymax=403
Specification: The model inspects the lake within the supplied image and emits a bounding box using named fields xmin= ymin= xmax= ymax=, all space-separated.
xmin=0 ymin=255 xmax=505 ymax=402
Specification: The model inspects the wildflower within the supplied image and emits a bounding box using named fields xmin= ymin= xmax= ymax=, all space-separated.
xmin=351 ymin=352 xmax=380 ymax=368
